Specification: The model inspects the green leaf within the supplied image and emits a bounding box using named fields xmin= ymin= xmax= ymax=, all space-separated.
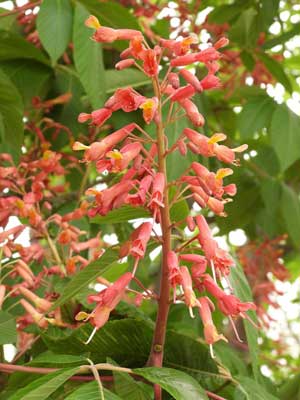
xmin=37 ymin=0 xmax=73 ymax=64
xmin=263 ymin=23 xmax=300 ymax=50
xmin=0 ymin=60 xmax=51 ymax=107
xmin=0 ymin=30 xmax=49 ymax=64
xmin=164 ymin=331 xmax=220 ymax=389
xmin=256 ymin=52 xmax=292 ymax=93
xmin=229 ymin=263 xmax=260 ymax=382
xmin=260 ymin=0 xmax=280 ymax=30
xmin=114 ymin=369 xmax=153 ymax=400
xmin=91 ymin=205 xmax=150 ymax=224
xmin=8 ymin=368 xmax=79 ymax=400
xmin=278 ymin=372 xmax=300 ymax=400
xmin=280 ymin=184 xmax=300 ymax=248
xmin=237 ymin=95 xmax=275 ymax=139
xmin=240 ymin=50 xmax=255 ymax=71
xmin=29 ymin=352 xmax=87 ymax=367
xmin=0 ymin=69 xmax=23 ymax=162
xmin=0 ymin=310 xmax=17 ymax=344
xmin=229 ymin=8 xmax=259 ymax=47
xmin=234 ymin=376 xmax=279 ymax=400
xmin=65 ymin=381 xmax=122 ymax=400
xmin=73 ymin=3 xmax=106 ymax=109
xmin=106 ymin=69 xmax=150 ymax=93
xmin=77 ymin=0 xmax=139 ymax=30
xmin=51 ymin=248 xmax=118 ymax=309
xmin=270 ymin=104 xmax=300 ymax=171
xmin=42 ymin=319 xmax=153 ymax=367
xmin=208 ymin=3 xmax=249 ymax=24
xmin=134 ymin=367 xmax=208 ymax=400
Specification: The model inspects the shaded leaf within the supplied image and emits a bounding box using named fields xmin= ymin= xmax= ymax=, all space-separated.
xmin=134 ymin=367 xmax=208 ymax=400
xmin=8 ymin=368 xmax=79 ymax=400
xmin=229 ymin=263 xmax=260 ymax=382
xmin=270 ymin=104 xmax=300 ymax=171
xmin=234 ymin=376 xmax=279 ymax=400
xmin=77 ymin=0 xmax=139 ymax=30
xmin=263 ymin=23 xmax=300 ymax=50
xmin=114 ymin=369 xmax=153 ymax=400
xmin=237 ymin=95 xmax=275 ymax=139
xmin=0 ymin=30 xmax=49 ymax=64
xmin=256 ymin=52 xmax=292 ymax=94
xmin=51 ymin=248 xmax=118 ymax=309
xmin=0 ymin=60 xmax=51 ymax=107
xmin=229 ymin=8 xmax=259 ymax=47
xmin=37 ymin=0 xmax=73 ymax=64
xmin=0 ymin=69 xmax=23 ymax=162
xmin=0 ymin=310 xmax=17 ymax=345
xmin=73 ymin=3 xmax=106 ymax=109
xmin=106 ymin=69 xmax=149 ymax=93
xmin=65 ymin=381 xmax=122 ymax=400
xmin=91 ymin=205 xmax=150 ymax=224
xmin=280 ymin=184 xmax=300 ymax=248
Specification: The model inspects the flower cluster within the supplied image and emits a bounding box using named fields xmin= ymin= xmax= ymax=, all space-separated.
xmin=71 ymin=15 xmax=255 ymax=354
xmin=237 ymin=236 xmax=289 ymax=327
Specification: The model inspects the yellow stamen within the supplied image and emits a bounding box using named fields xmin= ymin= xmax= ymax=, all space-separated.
xmin=85 ymin=15 xmax=101 ymax=30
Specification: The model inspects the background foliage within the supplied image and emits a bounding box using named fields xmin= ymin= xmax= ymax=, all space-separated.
xmin=0 ymin=0 xmax=300 ymax=399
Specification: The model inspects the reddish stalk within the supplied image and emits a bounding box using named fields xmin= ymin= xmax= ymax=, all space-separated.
xmin=147 ymin=78 xmax=172 ymax=400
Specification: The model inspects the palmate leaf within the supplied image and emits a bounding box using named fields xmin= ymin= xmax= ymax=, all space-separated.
xmin=113 ymin=369 xmax=153 ymax=400
xmin=229 ymin=263 xmax=260 ymax=382
xmin=0 ymin=310 xmax=17 ymax=344
xmin=65 ymin=381 xmax=122 ymax=400
xmin=51 ymin=248 xmax=118 ymax=309
xmin=234 ymin=376 xmax=280 ymax=400
xmin=37 ymin=0 xmax=73 ymax=64
xmin=0 ymin=30 xmax=49 ymax=64
xmin=270 ymin=104 xmax=300 ymax=171
xmin=280 ymin=184 xmax=300 ymax=248
xmin=0 ymin=69 xmax=23 ymax=162
xmin=134 ymin=367 xmax=208 ymax=400
xmin=91 ymin=205 xmax=150 ymax=224
xmin=73 ymin=3 xmax=106 ymax=109
xmin=8 ymin=368 xmax=79 ymax=400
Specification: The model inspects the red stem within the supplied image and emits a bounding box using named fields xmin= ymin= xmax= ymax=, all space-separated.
xmin=147 ymin=79 xmax=172 ymax=400
xmin=0 ymin=1 xmax=41 ymax=17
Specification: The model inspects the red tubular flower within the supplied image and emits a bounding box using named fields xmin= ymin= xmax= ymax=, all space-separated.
xmin=87 ymin=180 xmax=134 ymax=216
xmin=168 ymin=72 xmax=180 ymax=89
xmin=73 ymin=123 xmax=135 ymax=162
xmin=201 ymin=74 xmax=221 ymax=90
xmin=92 ymin=26 xmax=142 ymax=43
xmin=105 ymin=88 xmax=145 ymax=112
xmin=179 ymin=99 xmax=205 ymax=127
xmin=101 ymin=142 xmax=142 ymax=173
xmin=179 ymin=70 xmax=203 ymax=92
xmin=77 ymin=272 xmax=133 ymax=343
xmin=160 ymin=35 xmax=198 ymax=56
xmin=18 ymin=286 xmax=52 ymax=313
xmin=0 ymin=285 xmax=6 ymax=309
xmin=130 ymin=222 xmax=152 ymax=259
xmin=140 ymin=97 xmax=158 ymax=124
xmin=171 ymin=85 xmax=196 ymax=102
xmin=167 ymin=251 xmax=182 ymax=302
xmin=20 ymin=299 xmax=48 ymax=329
xmin=78 ymin=107 xmax=112 ymax=126
xmin=180 ymin=266 xmax=198 ymax=316
xmin=195 ymin=215 xmax=217 ymax=260
xmin=115 ymin=59 xmax=135 ymax=70
xmin=142 ymin=49 xmax=159 ymax=77
xmin=127 ymin=174 xmax=152 ymax=206
xmin=198 ymin=297 xmax=227 ymax=345
xmin=202 ymin=274 xmax=256 ymax=317
xmin=148 ymin=172 xmax=165 ymax=216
